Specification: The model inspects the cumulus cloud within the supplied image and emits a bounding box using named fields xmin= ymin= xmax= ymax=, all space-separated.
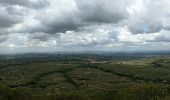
xmin=0 ymin=35 xmax=8 ymax=43
xmin=0 ymin=7 xmax=23 ymax=28
xmin=0 ymin=0 xmax=49 ymax=9
xmin=0 ymin=0 xmax=170 ymax=52
xmin=125 ymin=0 xmax=170 ymax=34
xmin=153 ymin=30 xmax=170 ymax=42
xmin=30 ymin=0 xmax=130 ymax=33
xmin=75 ymin=0 xmax=129 ymax=23
xmin=29 ymin=32 xmax=50 ymax=41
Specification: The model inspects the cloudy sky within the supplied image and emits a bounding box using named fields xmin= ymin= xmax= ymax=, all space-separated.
xmin=0 ymin=0 xmax=170 ymax=53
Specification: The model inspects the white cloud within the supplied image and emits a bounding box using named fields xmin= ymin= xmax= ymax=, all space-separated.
xmin=0 ymin=0 xmax=170 ymax=53
xmin=116 ymin=26 xmax=158 ymax=43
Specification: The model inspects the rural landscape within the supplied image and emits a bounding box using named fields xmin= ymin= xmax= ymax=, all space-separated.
xmin=0 ymin=52 xmax=170 ymax=100
xmin=1 ymin=0 xmax=170 ymax=99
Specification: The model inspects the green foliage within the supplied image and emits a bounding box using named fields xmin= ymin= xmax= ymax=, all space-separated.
xmin=0 ymin=84 xmax=33 ymax=100
xmin=118 ymin=83 xmax=168 ymax=100
xmin=33 ymin=93 xmax=84 ymax=100
xmin=1 ymin=55 xmax=170 ymax=100
xmin=152 ymin=61 xmax=162 ymax=67
xmin=0 ymin=84 xmax=84 ymax=100
xmin=0 ymin=84 xmax=11 ymax=100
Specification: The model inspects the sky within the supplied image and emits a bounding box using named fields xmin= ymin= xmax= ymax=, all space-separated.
xmin=0 ymin=0 xmax=170 ymax=53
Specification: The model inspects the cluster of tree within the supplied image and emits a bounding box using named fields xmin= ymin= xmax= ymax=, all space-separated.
xmin=152 ymin=61 xmax=162 ymax=67
xmin=0 ymin=83 xmax=170 ymax=100
xmin=0 ymin=84 xmax=83 ymax=100
xmin=117 ymin=83 xmax=168 ymax=100
xmin=89 ymin=83 xmax=169 ymax=100
xmin=0 ymin=84 xmax=32 ymax=100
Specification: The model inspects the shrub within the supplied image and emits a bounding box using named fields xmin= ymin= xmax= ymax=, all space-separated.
xmin=118 ymin=83 xmax=168 ymax=100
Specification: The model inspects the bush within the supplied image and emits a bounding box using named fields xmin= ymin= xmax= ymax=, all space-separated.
xmin=0 ymin=84 xmax=33 ymax=100
xmin=118 ymin=83 xmax=168 ymax=100
xmin=0 ymin=84 xmax=84 ymax=100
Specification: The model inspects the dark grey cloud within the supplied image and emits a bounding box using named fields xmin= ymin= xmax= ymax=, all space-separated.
xmin=6 ymin=6 xmax=28 ymax=15
xmin=0 ymin=15 xmax=21 ymax=28
xmin=0 ymin=0 xmax=170 ymax=52
xmin=28 ymin=0 xmax=130 ymax=34
xmin=20 ymin=11 xmax=83 ymax=34
xmin=76 ymin=0 xmax=129 ymax=23
xmin=0 ymin=0 xmax=48 ymax=34
xmin=41 ymin=14 xmax=83 ymax=33
xmin=0 ymin=0 xmax=49 ymax=9
xmin=0 ymin=0 xmax=29 ymax=6
xmin=150 ymin=30 xmax=170 ymax=42
xmin=0 ymin=35 xmax=8 ymax=43
xmin=0 ymin=7 xmax=23 ymax=28
xmin=29 ymin=32 xmax=51 ymax=41
xmin=155 ymin=37 xmax=170 ymax=42
xmin=24 ymin=0 xmax=170 ymax=35
xmin=127 ymin=19 xmax=162 ymax=34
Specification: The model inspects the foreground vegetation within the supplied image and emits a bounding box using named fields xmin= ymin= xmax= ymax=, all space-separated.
xmin=0 ymin=82 xmax=169 ymax=100
xmin=0 ymin=53 xmax=170 ymax=100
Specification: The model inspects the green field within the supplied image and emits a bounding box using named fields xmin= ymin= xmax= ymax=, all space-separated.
xmin=0 ymin=54 xmax=170 ymax=100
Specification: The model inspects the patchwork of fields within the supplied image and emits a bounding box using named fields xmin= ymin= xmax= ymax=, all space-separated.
xmin=0 ymin=53 xmax=170 ymax=100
